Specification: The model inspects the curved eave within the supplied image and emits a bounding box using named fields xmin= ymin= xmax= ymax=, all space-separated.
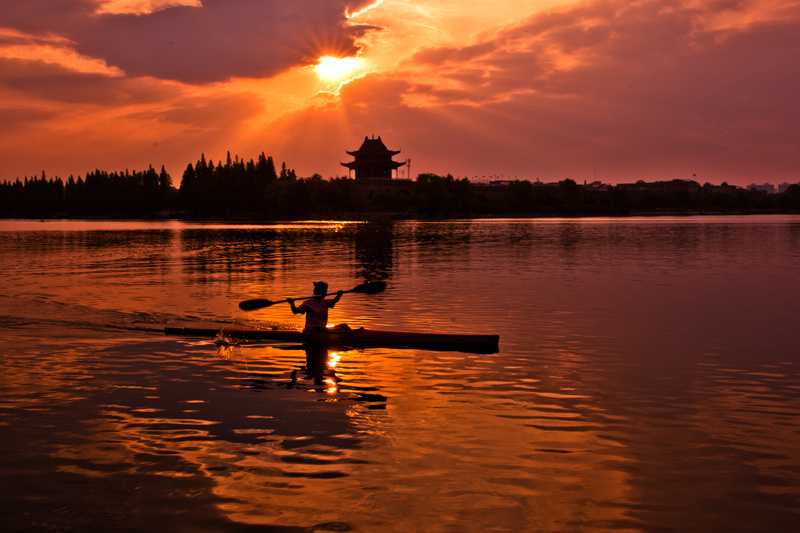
xmin=346 ymin=149 xmax=402 ymax=157
xmin=341 ymin=161 xmax=406 ymax=169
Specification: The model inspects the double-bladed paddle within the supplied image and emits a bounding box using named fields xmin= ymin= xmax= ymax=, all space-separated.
xmin=238 ymin=281 xmax=387 ymax=311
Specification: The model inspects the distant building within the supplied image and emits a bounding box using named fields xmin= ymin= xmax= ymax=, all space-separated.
xmin=584 ymin=181 xmax=608 ymax=192
xmin=619 ymin=179 xmax=701 ymax=194
xmin=342 ymin=136 xmax=406 ymax=180
xmin=748 ymin=183 xmax=776 ymax=194
xmin=700 ymin=182 xmax=742 ymax=196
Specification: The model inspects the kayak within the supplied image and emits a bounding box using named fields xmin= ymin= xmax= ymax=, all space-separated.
xmin=164 ymin=326 xmax=499 ymax=353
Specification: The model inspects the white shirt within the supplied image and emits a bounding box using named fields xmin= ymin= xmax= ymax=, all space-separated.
xmin=297 ymin=297 xmax=336 ymax=331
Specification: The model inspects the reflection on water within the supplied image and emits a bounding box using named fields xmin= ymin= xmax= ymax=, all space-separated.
xmin=353 ymin=221 xmax=393 ymax=282
xmin=291 ymin=344 xmax=341 ymax=390
xmin=1 ymin=217 xmax=800 ymax=532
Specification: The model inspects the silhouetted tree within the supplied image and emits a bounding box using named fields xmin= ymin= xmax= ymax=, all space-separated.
xmin=504 ymin=180 xmax=535 ymax=213
xmin=558 ymin=179 xmax=581 ymax=214
xmin=606 ymin=185 xmax=630 ymax=215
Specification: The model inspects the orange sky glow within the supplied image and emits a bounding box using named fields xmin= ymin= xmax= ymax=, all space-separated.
xmin=1 ymin=0 xmax=799 ymax=186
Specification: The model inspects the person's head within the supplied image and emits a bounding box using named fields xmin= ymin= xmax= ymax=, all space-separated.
xmin=313 ymin=281 xmax=328 ymax=295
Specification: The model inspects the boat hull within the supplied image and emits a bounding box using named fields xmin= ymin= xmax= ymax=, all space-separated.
xmin=164 ymin=326 xmax=499 ymax=353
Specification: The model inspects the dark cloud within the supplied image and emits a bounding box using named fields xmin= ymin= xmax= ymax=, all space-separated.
xmin=0 ymin=1 xmax=96 ymax=36
xmin=0 ymin=58 xmax=133 ymax=104
xmin=0 ymin=0 xmax=379 ymax=83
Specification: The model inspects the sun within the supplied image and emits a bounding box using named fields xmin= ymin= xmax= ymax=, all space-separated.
xmin=315 ymin=56 xmax=360 ymax=82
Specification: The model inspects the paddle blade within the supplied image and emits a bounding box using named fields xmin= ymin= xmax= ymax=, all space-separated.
xmin=238 ymin=298 xmax=276 ymax=311
xmin=350 ymin=281 xmax=387 ymax=294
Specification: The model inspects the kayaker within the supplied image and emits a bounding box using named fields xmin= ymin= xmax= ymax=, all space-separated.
xmin=288 ymin=281 xmax=343 ymax=332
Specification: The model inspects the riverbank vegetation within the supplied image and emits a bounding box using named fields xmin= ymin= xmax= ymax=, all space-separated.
xmin=2 ymin=152 xmax=799 ymax=219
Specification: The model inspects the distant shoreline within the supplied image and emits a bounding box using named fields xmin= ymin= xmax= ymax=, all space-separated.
xmin=3 ymin=172 xmax=799 ymax=220
xmin=4 ymin=208 xmax=800 ymax=223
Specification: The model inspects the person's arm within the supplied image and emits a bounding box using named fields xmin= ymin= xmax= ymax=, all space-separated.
xmin=330 ymin=290 xmax=344 ymax=306
xmin=288 ymin=298 xmax=303 ymax=315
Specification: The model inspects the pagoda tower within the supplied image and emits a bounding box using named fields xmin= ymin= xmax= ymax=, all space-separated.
xmin=341 ymin=135 xmax=406 ymax=179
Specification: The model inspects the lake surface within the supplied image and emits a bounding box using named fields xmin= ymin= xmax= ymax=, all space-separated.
xmin=1 ymin=216 xmax=799 ymax=532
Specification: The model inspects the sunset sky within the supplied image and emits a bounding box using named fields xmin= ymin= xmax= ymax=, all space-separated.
xmin=2 ymin=0 xmax=799 ymax=187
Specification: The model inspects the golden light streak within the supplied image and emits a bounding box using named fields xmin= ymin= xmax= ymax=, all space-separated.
xmin=347 ymin=0 xmax=384 ymax=19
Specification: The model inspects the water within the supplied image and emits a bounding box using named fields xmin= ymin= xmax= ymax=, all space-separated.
xmin=1 ymin=217 xmax=799 ymax=532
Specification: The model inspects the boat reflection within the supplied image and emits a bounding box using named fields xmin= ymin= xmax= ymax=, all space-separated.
xmin=215 ymin=339 xmax=389 ymax=409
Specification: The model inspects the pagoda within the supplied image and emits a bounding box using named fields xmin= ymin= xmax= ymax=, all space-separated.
xmin=341 ymin=135 xmax=406 ymax=179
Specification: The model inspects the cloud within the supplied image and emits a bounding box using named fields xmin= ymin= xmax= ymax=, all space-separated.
xmin=0 ymin=0 xmax=379 ymax=83
xmin=96 ymin=0 xmax=203 ymax=15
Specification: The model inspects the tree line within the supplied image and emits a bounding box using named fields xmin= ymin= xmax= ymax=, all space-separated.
xmin=0 ymin=166 xmax=174 ymax=217
xmin=2 ymin=153 xmax=799 ymax=218
xmin=496 ymin=179 xmax=800 ymax=217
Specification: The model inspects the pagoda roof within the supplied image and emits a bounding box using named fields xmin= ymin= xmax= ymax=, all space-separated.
xmin=346 ymin=135 xmax=401 ymax=157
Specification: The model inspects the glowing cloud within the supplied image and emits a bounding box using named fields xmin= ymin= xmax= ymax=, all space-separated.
xmin=0 ymin=29 xmax=124 ymax=76
xmin=315 ymin=56 xmax=361 ymax=82
xmin=96 ymin=0 xmax=202 ymax=15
